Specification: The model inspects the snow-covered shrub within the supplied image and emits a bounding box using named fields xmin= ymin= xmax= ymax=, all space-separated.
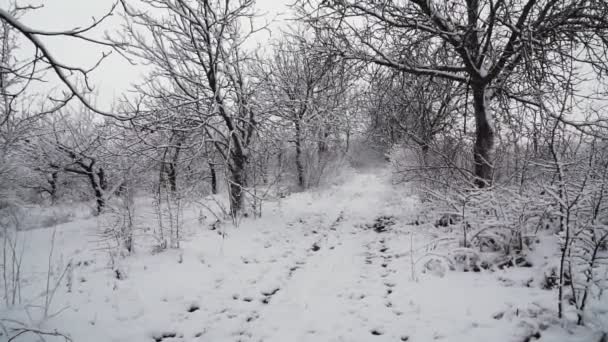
xmin=1 ymin=206 xmax=24 ymax=307
xmin=421 ymin=257 xmax=450 ymax=277
xmin=388 ymin=137 xmax=472 ymax=193
xmin=449 ymin=248 xmax=482 ymax=272
xmin=274 ymin=141 xmax=351 ymax=191
xmin=544 ymin=146 xmax=608 ymax=324
xmin=99 ymin=184 xmax=137 ymax=257
xmin=153 ymin=185 xmax=183 ymax=251
xmin=387 ymin=144 xmax=420 ymax=182
xmin=426 ymin=182 xmax=551 ymax=263
xmin=300 ymin=147 xmax=348 ymax=189
xmin=415 ymin=131 xmax=608 ymax=326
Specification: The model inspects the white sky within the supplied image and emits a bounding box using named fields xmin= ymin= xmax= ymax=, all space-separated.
xmin=2 ymin=0 xmax=291 ymax=110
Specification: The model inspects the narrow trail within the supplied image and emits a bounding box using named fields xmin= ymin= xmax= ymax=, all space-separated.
xmin=245 ymin=220 xmax=374 ymax=341
xmin=237 ymin=171 xmax=415 ymax=342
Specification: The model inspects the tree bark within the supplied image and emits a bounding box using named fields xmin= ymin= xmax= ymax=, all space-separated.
xmin=471 ymin=83 xmax=495 ymax=188
xmin=167 ymin=140 xmax=182 ymax=193
xmin=49 ymin=171 xmax=58 ymax=203
xmin=97 ymin=168 xmax=107 ymax=191
xmin=294 ymin=120 xmax=305 ymax=189
xmin=167 ymin=163 xmax=177 ymax=192
xmin=209 ymin=162 xmax=218 ymax=195
xmin=86 ymin=169 xmax=105 ymax=215
xmin=420 ymin=144 xmax=430 ymax=167
xmin=318 ymin=128 xmax=328 ymax=157
xmin=229 ymin=153 xmax=247 ymax=217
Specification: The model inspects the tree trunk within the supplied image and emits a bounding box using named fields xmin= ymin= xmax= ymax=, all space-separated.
xmin=167 ymin=163 xmax=177 ymax=192
xmin=209 ymin=162 xmax=217 ymax=195
xmin=345 ymin=122 xmax=351 ymax=153
xmin=167 ymin=141 xmax=182 ymax=193
xmin=318 ymin=126 xmax=330 ymax=159
xmin=294 ymin=120 xmax=305 ymax=189
xmin=49 ymin=171 xmax=58 ymax=203
xmin=87 ymin=170 xmax=105 ymax=215
xmin=164 ymin=161 xmax=175 ymax=192
xmin=229 ymin=153 xmax=247 ymax=218
xmin=420 ymin=144 xmax=430 ymax=167
xmin=115 ymin=181 xmax=127 ymax=197
xmin=471 ymin=83 xmax=495 ymax=188
xmin=97 ymin=168 xmax=107 ymax=191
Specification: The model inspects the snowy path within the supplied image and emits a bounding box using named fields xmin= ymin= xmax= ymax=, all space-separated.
xmin=247 ymin=218 xmax=380 ymax=341
xmin=4 ymin=168 xmax=580 ymax=342
xmin=203 ymin=170 xmax=411 ymax=342
xmin=241 ymin=172 xmax=409 ymax=342
xmin=244 ymin=223 xmax=414 ymax=342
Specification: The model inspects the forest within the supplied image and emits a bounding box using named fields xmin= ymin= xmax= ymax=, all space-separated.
xmin=1 ymin=0 xmax=608 ymax=341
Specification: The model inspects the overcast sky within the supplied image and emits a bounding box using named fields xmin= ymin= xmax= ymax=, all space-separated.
xmin=3 ymin=0 xmax=290 ymax=109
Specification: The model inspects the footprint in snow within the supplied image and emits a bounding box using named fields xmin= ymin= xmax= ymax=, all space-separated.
xmin=287 ymin=266 xmax=299 ymax=278
xmin=370 ymin=329 xmax=384 ymax=336
xmin=152 ymin=332 xmax=178 ymax=342
xmin=261 ymin=287 xmax=280 ymax=296
xmin=261 ymin=287 xmax=280 ymax=304
xmin=245 ymin=311 xmax=260 ymax=322
xmin=234 ymin=330 xmax=253 ymax=338
xmin=187 ymin=303 xmax=200 ymax=313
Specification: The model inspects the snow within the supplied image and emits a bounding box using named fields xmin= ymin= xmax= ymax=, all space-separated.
xmin=1 ymin=167 xmax=605 ymax=341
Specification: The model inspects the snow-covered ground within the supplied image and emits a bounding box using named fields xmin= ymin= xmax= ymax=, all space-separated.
xmin=1 ymin=167 xmax=605 ymax=341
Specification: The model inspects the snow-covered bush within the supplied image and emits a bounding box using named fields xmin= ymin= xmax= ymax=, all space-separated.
xmin=388 ymin=137 xmax=472 ymax=191
xmin=1 ymin=206 xmax=24 ymax=307
xmin=152 ymin=185 xmax=183 ymax=251
xmin=413 ymin=130 xmax=608 ymax=326
xmin=425 ymin=183 xmax=551 ymax=266
xmin=99 ymin=184 xmax=137 ymax=257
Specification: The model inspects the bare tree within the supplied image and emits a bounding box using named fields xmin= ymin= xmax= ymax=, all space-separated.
xmin=259 ymin=32 xmax=341 ymax=188
xmin=298 ymin=0 xmax=608 ymax=187
xmin=365 ymin=67 xmax=465 ymax=163
xmin=0 ymin=2 xmax=132 ymax=207
xmin=115 ymin=0 xmax=263 ymax=217
xmin=25 ymin=112 xmax=112 ymax=214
